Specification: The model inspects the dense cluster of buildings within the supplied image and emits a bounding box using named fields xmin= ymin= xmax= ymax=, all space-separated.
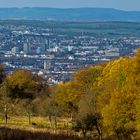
xmin=0 ymin=23 xmax=140 ymax=84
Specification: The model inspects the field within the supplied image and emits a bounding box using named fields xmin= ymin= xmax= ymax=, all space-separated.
xmin=0 ymin=116 xmax=97 ymax=140
xmin=0 ymin=116 xmax=73 ymax=128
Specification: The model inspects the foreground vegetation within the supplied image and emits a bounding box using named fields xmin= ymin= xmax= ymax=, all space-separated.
xmin=1 ymin=49 xmax=140 ymax=139
xmin=0 ymin=126 xmax=87 ymax=140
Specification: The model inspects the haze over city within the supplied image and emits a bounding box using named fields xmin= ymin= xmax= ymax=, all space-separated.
xmin=0 ymin=0 xmax=139 ymax=11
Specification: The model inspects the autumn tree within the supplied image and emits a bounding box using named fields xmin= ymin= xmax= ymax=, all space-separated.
xmin=74 ymin=66 xmax=103 ymax=139
xmin=133 ymin=48 xmax=140 ymax=138
xmin=99 ymin=57 xmax=137 ymax=140
xmin=72 ymin=65 xmax=103 ymax=96
xmin=52 ymin=66 xmax=103 ymax=125
xmin=5 ymin=69 xmax=36 ymax=99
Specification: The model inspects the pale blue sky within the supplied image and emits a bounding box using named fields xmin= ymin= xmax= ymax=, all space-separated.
xmin=0 ymin=0 xmax=140 ymax=11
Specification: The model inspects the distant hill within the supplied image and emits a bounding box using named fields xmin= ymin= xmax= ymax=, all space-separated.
xmin=0 ymin=7 xmax=140 ymax=21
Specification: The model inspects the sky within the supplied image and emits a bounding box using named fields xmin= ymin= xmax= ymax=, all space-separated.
xmin=0 ymin=0 xmax=140 ymax=11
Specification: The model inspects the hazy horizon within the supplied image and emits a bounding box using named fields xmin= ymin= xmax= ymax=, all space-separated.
xmin=0 ymin=7 xmax=140 ymax=12
xmin=0 ymin=0 xmax=139 ymax=11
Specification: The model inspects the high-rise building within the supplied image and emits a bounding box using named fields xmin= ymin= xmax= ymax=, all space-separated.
xmin=44 ymin=61 xmax=51 ymax=70
xmin=44 ymin=61 xmax=47 ymax=70
xmin=23 ymin=41 xmax=31 ymax=54
xmin=44 ymin=39 xmax=50 ymax=50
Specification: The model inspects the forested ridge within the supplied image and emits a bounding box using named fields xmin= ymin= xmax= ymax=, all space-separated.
xmin=1 ymin=49 xmax=140 ymax=140
xmin=0 ymin=8 xmax=140 ymax=21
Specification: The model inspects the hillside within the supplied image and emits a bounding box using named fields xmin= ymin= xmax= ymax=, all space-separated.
xmin=0 ymin=7 xmax=140 ymax=21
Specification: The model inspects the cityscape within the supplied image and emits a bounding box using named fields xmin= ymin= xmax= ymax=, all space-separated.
xmin=0 ymin=22 xmax=140 ymax=84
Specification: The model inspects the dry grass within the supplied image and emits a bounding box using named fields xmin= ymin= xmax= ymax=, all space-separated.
xmin=0 ymin=116 xmax=72 ymax=128
xmin=0 ymin=116 xmax=81 ymax=140
xmin=0 ymin=126 xmax=91 ymax=140
xmin=0 ymin=116 xmax=47 ymax=126
xmin=0 ymin=116 xmax=111 ymax=140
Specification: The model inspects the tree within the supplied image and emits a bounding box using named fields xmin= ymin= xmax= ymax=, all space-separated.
xmin=53 ymin=66 xmax=103 ymax=118
xmin=76 ymin=86 xmax=103 ymax=139
xmin=32 ymin=74 xmax=50 ymax=97
xmin=72 ymin=66 xmax=103 ymax=95
xmin=133 ymin=48 xmax=140 ymax=138
xmin=99 ymin=57 xmax=137 ymax=140
xmin=0 ymin=83 xmax=13 ymax=124
xmin=5 ymin=69 xmax=36 ymax=99
xmin=73 ymin=113 xmax=102 ymax=139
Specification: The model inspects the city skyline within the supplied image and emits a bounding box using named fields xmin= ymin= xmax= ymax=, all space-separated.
xmin=0 ymin=0 xmax=139 ymax=11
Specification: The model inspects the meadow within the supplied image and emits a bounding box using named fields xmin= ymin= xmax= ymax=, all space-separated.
xmin=0 ymin=116 xmax=96 ymax=140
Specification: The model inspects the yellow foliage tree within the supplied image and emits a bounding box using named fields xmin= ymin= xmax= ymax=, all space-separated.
xmin=98 ymin=56 xmax=137 ymax=139
xmin=5 ymin=69 xmax=36 ymax=99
